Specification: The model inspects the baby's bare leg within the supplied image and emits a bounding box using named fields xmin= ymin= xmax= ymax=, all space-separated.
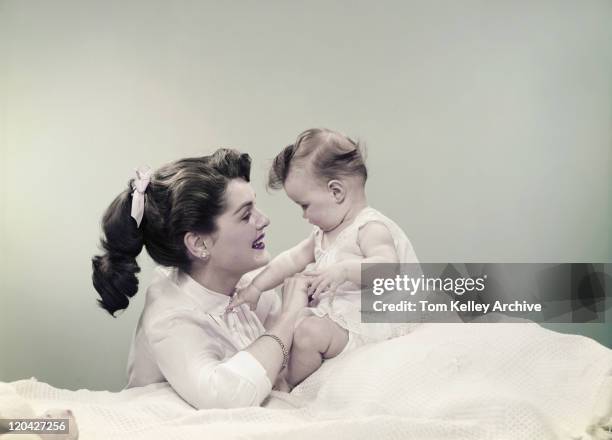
xmin=286 ymin=316 xmax=348 ymax=387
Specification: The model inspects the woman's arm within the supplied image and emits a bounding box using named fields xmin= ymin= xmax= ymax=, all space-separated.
xmin=246 ymin=276 xmax=309 ymax=384
xmin=244 ymin=310 xmax=299 ymax=385
xmin=146 ymin=276 xmax=308 ymax=409
xmin=146 ymin=315 xmax=267 ymax=409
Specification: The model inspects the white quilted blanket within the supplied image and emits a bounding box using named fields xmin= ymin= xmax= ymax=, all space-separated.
xmin=2 ymin=321 xmax=611 ymax=440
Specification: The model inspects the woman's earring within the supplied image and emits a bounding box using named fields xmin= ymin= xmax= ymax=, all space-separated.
xmin=200 ymin=242 xmax=210 ymax=260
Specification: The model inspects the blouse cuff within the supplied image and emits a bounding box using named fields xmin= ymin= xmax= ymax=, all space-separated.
xmin=223 ymin=350 xmax=272 ymax=404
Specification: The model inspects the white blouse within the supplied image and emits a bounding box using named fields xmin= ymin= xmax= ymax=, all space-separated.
xmin=125 ymin=266 xmax=281 ymax=409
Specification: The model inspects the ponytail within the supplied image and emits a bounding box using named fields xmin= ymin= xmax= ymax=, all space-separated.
xmin=92 ymin=149 xmax=253 ymax=318
xmin=92 ymin=185 xmax=144 ymax=317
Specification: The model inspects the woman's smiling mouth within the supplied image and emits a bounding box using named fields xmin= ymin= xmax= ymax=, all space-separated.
xmin=252 ymin=233 xmax=265 ymax=250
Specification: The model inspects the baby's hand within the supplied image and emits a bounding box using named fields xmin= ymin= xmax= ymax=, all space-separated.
xmin=227 ymin=283 xmax=263 ymax=312
xmin=304 ymin=263 xmax=347 ymax=300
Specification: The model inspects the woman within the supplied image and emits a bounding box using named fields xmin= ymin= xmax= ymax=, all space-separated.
xmin=91 ymin=149 xmax=308 ymax=409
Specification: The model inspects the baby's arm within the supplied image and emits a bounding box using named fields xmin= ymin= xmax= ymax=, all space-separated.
xmin=228 ymin=235 xmax=315 ymax=310
xmin=307 ymin=222 xmax=398 ymax=298
xmin=345 ymin=221 xmax=399 ymax=282
xmin=253 ymin=235 xmax=315 ymax=291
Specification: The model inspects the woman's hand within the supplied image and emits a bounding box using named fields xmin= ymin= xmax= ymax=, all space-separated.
xmin=280 ymin=275 xmax=309 ymax=315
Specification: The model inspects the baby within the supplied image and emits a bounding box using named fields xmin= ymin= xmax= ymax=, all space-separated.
xmin=228 ymin=128 xmax=420 ymax=387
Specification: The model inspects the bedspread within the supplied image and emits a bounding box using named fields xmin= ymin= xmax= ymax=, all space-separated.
xmin=2 ymin=320 xmax=611 ymax=440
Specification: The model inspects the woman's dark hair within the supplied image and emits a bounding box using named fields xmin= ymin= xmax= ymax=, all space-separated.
xmin=268 ymin=128 xmax=367 ymax=190
xmin=92 ymin=149 xmax=251 ymax=317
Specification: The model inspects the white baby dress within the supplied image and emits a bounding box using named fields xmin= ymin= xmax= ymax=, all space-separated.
xmin=303 ymin=206 xmax=421 ymax=349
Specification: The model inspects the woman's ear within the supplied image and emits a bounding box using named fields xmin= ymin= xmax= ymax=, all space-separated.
xmin=327 ymin=179 xmax=346 ymax=203
xmin=184 ymin=232 xmax=211 ymax=260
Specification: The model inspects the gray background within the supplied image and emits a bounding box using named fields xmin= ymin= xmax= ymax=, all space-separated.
xmin=1 ymin=0 xmax=610 ymax=391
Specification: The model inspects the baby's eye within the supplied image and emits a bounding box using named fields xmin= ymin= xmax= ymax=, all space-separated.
xmin=242 ymin=212 xmax=252 ymax=221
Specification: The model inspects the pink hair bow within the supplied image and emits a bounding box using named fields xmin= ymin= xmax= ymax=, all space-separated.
xmin=130 ymin=166 xmax=152 ymax=227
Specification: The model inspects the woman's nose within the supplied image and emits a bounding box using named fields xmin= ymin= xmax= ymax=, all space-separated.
xmin=255 ymin=210 xmax=270 ymax=230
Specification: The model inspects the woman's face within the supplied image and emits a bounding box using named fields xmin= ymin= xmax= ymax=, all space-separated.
xmin=207 ymin=178 xmax=270 ymax=276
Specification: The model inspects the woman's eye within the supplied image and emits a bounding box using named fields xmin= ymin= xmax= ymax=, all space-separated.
xmin=242 ymin=213 xmax=251 ymax=221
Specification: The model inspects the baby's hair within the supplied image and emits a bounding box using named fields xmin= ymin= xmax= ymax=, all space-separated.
xmin=91 ymin=149 xmax=251 ymax=317
xmin=268 ymin=128 xmax=367 ymax=189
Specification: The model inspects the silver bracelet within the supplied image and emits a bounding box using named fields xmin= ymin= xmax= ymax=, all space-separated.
xmin=259 ymin=333 xmax=289 ymax=370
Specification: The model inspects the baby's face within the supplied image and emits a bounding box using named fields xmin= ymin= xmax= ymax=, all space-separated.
xmin=283 ymin=167 xmax=345 ymax=232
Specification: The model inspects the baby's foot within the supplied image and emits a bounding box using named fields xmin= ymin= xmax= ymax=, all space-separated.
xmin=272 ymin=375 xmax=292 ymax=393
xmin=39 ymin=408 xmax=79 ymax=440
